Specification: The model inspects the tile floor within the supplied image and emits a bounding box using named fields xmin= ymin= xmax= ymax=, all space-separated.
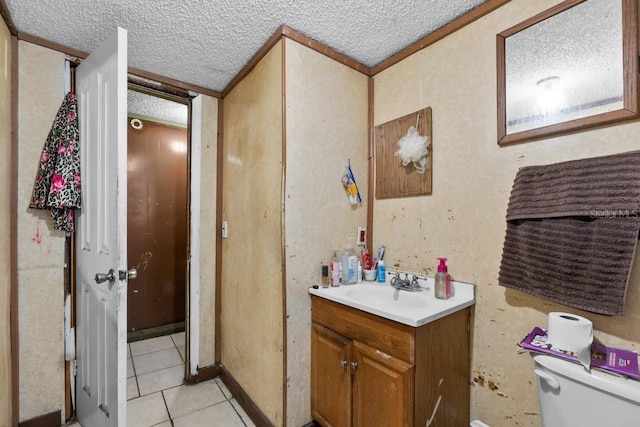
xmin=64 ymin=332 xmax=254 ymax=427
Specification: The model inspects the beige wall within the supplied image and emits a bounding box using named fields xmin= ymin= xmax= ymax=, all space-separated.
xmin=373 ymin=1 xmax=640 ymax=425
xmin=199 ymin=95 xmax=219 ymax=367
xmin=221 ymin=41 xmax=285 ymax=425
xmin=283 ymin=39 xmax=368 ymax=426
xmin=0 ymin=18 xmax=12 ymax=427
xmin=18 ymin=41 xmax=67 ymax=422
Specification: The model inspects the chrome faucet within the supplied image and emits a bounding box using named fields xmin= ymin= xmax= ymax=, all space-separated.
xmin=390 ymin=273 xmax=422 ymax=292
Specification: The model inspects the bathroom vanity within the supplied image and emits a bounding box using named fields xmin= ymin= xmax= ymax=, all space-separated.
xmin=309 ymin=275 xmax=475 ymax=427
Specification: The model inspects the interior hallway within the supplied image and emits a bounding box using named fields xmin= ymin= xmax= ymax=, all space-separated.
xmin=63 ymin=333 xmax=255 ymax=426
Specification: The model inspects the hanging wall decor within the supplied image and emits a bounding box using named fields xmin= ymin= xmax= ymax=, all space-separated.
xmin=375 ymin=107 xmax=432 ymax=199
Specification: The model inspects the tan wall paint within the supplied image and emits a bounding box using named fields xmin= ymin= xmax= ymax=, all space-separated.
xmin=199 ymin=95 xmax=219 ymax=367
xmin=373 ymin=1 xmax=640 ymax=425
xmin=221 ymin=41 xmax=285 ymax=425
xmin=17 ymin=41 xmax=67 ymax=422
xmin=0 ymin=18 xmax=12 ymax=427
xmin=284 ymin=39 xmax=368 ymax=426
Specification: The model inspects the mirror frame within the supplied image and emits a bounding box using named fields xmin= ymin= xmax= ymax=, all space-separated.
xmin=497 ymin=0 xmax=638 ymax=146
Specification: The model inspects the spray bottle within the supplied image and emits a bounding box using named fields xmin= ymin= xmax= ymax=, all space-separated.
xmin=435 ymin=257 xmax=451 ymax=299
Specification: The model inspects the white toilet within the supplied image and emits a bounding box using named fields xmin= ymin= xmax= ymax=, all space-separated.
xmin=533 ymin=353 xmax=640 ymax=426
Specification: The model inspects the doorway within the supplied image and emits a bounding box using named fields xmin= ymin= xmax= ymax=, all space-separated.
xmin=124 ymin=86 xmax=191 ymax=406
xmin=126 ymin=87 xmax=189 ymax=349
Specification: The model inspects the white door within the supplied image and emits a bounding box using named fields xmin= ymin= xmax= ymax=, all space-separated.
xmin=75 ymin=27 xmax=128 ymax=427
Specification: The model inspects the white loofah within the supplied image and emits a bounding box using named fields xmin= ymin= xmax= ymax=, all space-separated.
xmin=394 ymin=126 xmax=430 ymax=174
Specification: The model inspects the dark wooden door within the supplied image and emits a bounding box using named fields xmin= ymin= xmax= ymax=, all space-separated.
xmin=127 ymin=118 xmax=187 ymax=332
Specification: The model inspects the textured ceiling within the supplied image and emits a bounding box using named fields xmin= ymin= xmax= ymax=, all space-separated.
xmin=6 ymin=0 xmax=486 ymax=92
xmin=128 ymin=90 xmax=188 ymax=125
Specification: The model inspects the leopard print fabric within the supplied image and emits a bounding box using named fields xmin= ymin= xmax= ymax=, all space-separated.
xmin=29 ymin=92 xmax=81 ymax=232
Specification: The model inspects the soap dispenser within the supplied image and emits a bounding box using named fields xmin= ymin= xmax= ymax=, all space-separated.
xmin=435 ymin=257 xmax=451 ymax=299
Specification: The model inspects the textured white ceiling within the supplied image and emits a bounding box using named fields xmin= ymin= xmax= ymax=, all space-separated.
xmin=6 ymin=0 xmax=486 ymax=92
xmin=128 ymin=90 xmax=188 ymax=125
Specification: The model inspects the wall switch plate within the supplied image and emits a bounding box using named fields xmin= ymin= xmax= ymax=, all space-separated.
xmin=357 ymin=226 xmax=366 ymax=246
xmin=222 ymin=220 xmax=228 ymax=239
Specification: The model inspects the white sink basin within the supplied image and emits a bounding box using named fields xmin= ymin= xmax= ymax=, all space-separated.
xmin=309 ymin=271 xmax=475 ymax=327
xmin=344 ymin=286 xmax=427 ymax=309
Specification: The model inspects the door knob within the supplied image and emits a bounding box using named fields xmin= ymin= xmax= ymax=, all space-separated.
xmin=339 ymin=360 xmax=347 ymax=369
xmin=95 ymin=269 xmax=115 ymax=285
xmin=119 ymin=269 xmax=138 ymax=280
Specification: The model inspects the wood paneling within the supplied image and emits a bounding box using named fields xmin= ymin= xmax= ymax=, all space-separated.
xmin=375 ymin=107 xmax=432 ymax=199
xmin=10 ymin=33 xmax=18 ymax=427
xmin=366 ymin=78 xmax=374 ymax=250
xmin=127 ymin=118 xmax=187 ymax=332
xmin=215 ymin=99 xmax=223 ymax=364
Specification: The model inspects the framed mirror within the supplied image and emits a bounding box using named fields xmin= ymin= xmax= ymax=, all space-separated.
xmin=497 ymin=0 xmax=638 ymax=146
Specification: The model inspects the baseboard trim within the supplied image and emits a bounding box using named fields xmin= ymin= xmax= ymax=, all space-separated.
xmin=218 ymin=364 xmax=273 ymax=427
xmin=18 ymin=410 xmax=61 ymax=427
xmin=188 ymin=364 xmax=220 ymax=384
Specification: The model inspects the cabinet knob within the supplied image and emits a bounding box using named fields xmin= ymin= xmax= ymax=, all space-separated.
xmin=339 ymin=360 xmax=347 ymax=369
xmin=350 ymin=361 xmax=358 ymax=371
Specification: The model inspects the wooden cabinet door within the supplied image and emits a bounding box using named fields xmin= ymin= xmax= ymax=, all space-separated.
xmin=311 ymin=323 xmax=353 ymax=427
xmin=352 ymin=341 xmax=414 ymax=427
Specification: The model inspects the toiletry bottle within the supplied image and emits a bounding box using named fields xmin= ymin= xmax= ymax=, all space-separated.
xmin=435 ymin=257 xmax=451 ymax=299
xmin=362 ymin=247 xmax=371 ymax=270
xmin=377 ymin=260 xmax=385 ymax=283
xmin=341 ymin=239 xmax=359 ymax=284
xmin=331 ymin=252 xmax=340 ymax=287
xmin=321 ymin=263 xmax=329 ymax=288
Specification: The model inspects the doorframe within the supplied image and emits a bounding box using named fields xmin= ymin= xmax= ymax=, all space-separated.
xmin=188 ymin=94 xmax=203 ymax=378
xmin=125 ymin=82 xmax=199 ymax=380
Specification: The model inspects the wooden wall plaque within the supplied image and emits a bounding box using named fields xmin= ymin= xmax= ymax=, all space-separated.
xmin=375 ymin=107 xmax=432 ymax=199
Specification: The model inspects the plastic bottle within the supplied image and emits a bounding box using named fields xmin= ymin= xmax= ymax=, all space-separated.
xmin=435 ymin=257 xmax=451 ymax=299
xmin=377 ymin=260 xmax=385 ymax=283
xmin=321 ymin=263 xmax=329 ymax=288
xmin=330 ymin=252 xmax=340 ymax=287
xmin=341 ymin=239 xmax=359 ymax=284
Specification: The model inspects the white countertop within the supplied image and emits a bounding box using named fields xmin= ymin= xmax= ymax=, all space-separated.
xmin=309 ymin=270 xmax=476 ymax=327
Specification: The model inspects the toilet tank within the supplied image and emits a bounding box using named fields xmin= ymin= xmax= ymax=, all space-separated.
xmin=532 ymin=354 xmax=640 ymax=427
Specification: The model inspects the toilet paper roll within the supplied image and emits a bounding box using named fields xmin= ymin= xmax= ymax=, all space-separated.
xmin=547 ymin=312 xmax=593 ymax=368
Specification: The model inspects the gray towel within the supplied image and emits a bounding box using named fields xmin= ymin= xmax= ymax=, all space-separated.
xmin=498 ymin=151 xmax=640 ymax=315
